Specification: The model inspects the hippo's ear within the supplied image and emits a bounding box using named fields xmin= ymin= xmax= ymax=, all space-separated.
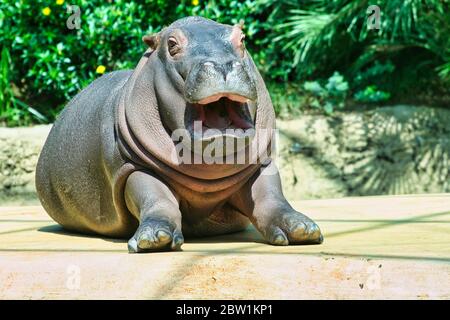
xmin=230 ymin=21 xmax=246 ymax=55
xmin=142 ymin=33 xmax=160 ymax=50
xmin=235 ymin=19 xmax=245 ymax=30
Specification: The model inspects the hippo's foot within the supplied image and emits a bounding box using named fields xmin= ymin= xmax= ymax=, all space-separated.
xmin=263 ymin=211 xmax=323 ymax=246
xmin=127 ymin=218 xmax=184 ymax=253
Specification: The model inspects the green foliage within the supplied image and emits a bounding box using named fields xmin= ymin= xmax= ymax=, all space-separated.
xmin=437 ymin=61 xmax=450 ymax=80
xmin=354 ymin=60 xmax=395 ymax=88
xmin=303 ymin=72 xmax=349 ymax=114
xmin=263 ymin=0 xmax=450 ymax=98
xmin=354 ymin=85 xmax=391 ymax=103
xmin=0 ymin=47 xmax=47 ymax=126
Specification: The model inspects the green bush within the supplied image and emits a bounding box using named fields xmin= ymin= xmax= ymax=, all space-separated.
xmin=303 ymin=71 xmax=349 ymax=114
xmin=354 ymin=85 xmax=390 ymax=103
xmin=0 ymin=47 xmax=47 ymax=125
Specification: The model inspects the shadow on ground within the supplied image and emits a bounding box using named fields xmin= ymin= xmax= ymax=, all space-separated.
xmin=37 ymin=224 xmax=266 ymax=245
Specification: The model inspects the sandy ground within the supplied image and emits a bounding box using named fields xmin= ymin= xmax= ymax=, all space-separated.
xmin=0 ymin=194 xmax=449 ymax=299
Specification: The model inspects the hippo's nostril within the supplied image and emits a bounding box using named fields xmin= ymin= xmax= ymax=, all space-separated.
xmin=203 ymin=61 xmax=214 ymax=67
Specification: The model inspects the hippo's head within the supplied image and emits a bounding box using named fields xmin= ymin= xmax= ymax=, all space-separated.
xmin=140 ymin=17 xmax=265 ymax=152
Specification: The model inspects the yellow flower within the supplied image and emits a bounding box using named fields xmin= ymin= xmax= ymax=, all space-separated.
xmin=56 ymin=0 xmax=65 ymax=5
xmin=42 ymin=7 xmax=51 ymax=16
xmin=192 ymin=0 xmax=199 ymax=6
xmin=96 ymin=65 xmax=106 ymax=74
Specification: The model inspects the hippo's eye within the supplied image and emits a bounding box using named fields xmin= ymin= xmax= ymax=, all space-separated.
xmin=168 ymin=37 xmax=181 ymax=56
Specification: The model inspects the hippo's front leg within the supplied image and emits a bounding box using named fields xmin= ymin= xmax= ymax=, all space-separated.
xmin=124 ymin=171 xmax=184 ymax=253
xmin=230 ymin=163 xmax=323 ymax=245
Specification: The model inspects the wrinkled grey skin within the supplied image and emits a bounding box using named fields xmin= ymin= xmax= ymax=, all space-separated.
xmin=36 ymin=17 xmax=323 ymax=253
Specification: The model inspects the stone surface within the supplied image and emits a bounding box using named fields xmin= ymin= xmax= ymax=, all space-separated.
xmin=0 ymin=194 xmax=449 ymax=299
xmin=277 ymin=105 xmax=450 ymax=200
xmin=0 ymin=125 xmax=50 ymax=205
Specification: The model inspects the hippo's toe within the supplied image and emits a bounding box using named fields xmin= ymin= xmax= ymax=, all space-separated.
xmin=265 ymin=211 xmax=323 ymax=246
xmin=128 ymin=219 xmax=184 ymax=253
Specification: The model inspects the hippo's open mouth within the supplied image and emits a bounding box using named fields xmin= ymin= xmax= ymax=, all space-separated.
xmin=191 ymin=93 xmax=254 ymax=131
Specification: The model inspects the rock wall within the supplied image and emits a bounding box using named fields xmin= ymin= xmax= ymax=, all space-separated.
xmin=0 ymin=125 xmax=51 ymax=205
xmin=0 ymin=105 xmax=449 ymax=205
xmin=278 ymin=105 xmax=450 ymax=200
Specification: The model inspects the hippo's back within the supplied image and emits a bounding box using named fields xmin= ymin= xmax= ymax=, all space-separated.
xmin=36 ymin=70 xmax=134 ymax=236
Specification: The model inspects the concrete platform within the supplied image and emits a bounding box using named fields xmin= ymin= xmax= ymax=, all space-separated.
xmin=0 ymin=194 xmax=449 ymax=299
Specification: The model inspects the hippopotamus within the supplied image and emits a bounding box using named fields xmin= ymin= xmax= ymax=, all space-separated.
xmin=36 ymin=16 xmax=323 ymax=252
